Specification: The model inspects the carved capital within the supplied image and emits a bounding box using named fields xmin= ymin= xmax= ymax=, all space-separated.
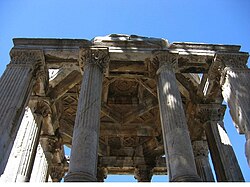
xmin=10 ymin=49 xmax=45 ymax=67
xmin=152 ymin=50 xmax=178 ymax=74
xmin=196 ymin=104 xmax=226 ymax=123
xmin=192 ymin=140 xmax=209 ymax=158
xmin=79 ymin=47 xmax=109 ymax=73
xmin=214 ymin=52 xmax=249 ymax=70
xmin=32 ymin=98 xmax=52 ymax=117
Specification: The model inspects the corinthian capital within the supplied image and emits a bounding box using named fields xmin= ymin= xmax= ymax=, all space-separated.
xmin=10 ymin=49 xmax=45 ymax=67
xmin=196 ymin=104 xmax=226 ymax=123
xmin=79 ymin=47 xmax=109 ymax=73
xmin=214 ymin=52 xmax=249 ymax=70
xmin=152 ymin=50 xmax=178 ymax=74
xmin=192 ymin=140 xmax=209 ymax=158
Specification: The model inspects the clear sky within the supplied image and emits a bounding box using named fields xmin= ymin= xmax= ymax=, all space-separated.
xmin=0 ymin=0 xmax=249 ymax=182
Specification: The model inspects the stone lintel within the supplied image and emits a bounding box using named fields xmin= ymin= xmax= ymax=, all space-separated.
xmin=13 ymin=38 xmax=91 ymax=48
xmin=170 ymin=42 xmax=241 ymax=52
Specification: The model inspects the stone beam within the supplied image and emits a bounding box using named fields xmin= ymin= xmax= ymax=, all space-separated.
xmin=100 ymin=126 xmax=155 ymax=136
xmin=48 ymin=70 xmax=82 ymax=101
xmin=101 ymin=103 xmax=122 ymax=123
xmin=122 ymin=98 xmax=158 ymax=125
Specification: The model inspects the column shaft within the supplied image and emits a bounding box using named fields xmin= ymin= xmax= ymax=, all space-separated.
xmin=0 ymin=49 xmax=45 ymax=175
xmin=0 ymin=107 xmax=42 ymax=182
xmin=157 ymin=63 xmax=201 ymax=182
xmin=65 ymin=49 xmax=107 ymax=182
xmin=221 ymin=68 xmax=250 ymax=167
xmin=205 ymin=121 xmax=244 ymax=181
xmin=30 ymin=143 xmax=49 ymax=182
xmin=0 ymin=65 xmax=34 ymax=174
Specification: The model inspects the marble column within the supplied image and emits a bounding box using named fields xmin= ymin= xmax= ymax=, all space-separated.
xmin=64 ymin=48 xmax=109 ymax=182
xmin=192 ymin=140 xmax=215 ymax=182
xmin=30 ymin=143 xmax=49 ymax=182
xmin=154 ymin=51 xmax=201 ymax=182
xmin=197 ymin=104 xmax=244 ymax=181
xmin=0 ymin=49 xmax=45 ymax=175
xmin=0 ymin=107 xmax=42 ymax=182
xmin=134 ymin=166 xmax=153 ymax=182
xmin=215 ymin=52 xmax=250 ymax=167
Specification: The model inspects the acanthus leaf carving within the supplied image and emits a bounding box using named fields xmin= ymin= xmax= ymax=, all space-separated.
xmin=214 ymin=52 xmax=249 ymax=70
xmin=196 ymin=104 xmax=226 ymax=124
xmin=79 ymin=47 xmax=109 ymax=73
xmin=152 ymin=51 xmax=178 ymax=73
xmin=10 ymin=49 xmax=45 ymax=67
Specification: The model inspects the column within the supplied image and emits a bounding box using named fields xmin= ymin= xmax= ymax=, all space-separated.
xmin=0 ymin=49 xmax=45 ymax=175
xmin=30 ymin=143 xmax=49 ymax=182
xmin=197 ymin=104 xmax=244 ymax=181
xmin=215 ymin=52 xmax=250 ymax=166
xmin=134 ymin=166 xmax=153 ymax=182
xmin=154 ymin=51 xmax=201 ymax=182
xmin=192 ymin=140 xmax=215 ymax=182
xmin=0 ymin=107 xmax=42 ymax=182
xmin=64 ymin=48 xmax=109 ymax=182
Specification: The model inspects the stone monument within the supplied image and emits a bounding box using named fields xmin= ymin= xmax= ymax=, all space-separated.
xmin=0 ymin=34 xmax=249 ymax=182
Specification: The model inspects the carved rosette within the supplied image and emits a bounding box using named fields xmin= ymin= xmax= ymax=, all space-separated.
xmin=151 ymin=50 xmax=178 ymax=75
xmin=79 ymin=47 xmax=109 ymax=74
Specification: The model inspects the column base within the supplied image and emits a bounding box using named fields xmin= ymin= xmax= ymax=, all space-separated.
xmin=171 ymin=174 xmax=202 ymax=182
xmin=64 ymin=171 xmax=97 ymax=182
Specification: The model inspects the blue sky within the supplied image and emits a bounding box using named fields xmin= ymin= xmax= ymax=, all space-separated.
xmin=0 ymin=0 xmax=249 ymax=182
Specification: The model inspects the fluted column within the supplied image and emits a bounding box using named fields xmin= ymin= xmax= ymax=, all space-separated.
xmin=64 ymin=48 xmax=109 ymax=182
xmin=0 ymin=107 xmax=42 ymax=182
xmin=30 ymin=143 xmax=49 ymax=182
xmin=197 ymin=104 xmax=244 ymax=181
xmin=0 ymin=49 xmax=45 ymax=175
xmin=192 ymin=140 xmax=215 ymax=182
xmin=154 ymin=51 xmax=201 ymax=182
xmin=214 ymin=52 xmax=250 ymax=167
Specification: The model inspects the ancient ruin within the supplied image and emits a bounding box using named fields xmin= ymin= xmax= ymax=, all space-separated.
xmin=0 ymin=34 xmax=249 ymax=182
